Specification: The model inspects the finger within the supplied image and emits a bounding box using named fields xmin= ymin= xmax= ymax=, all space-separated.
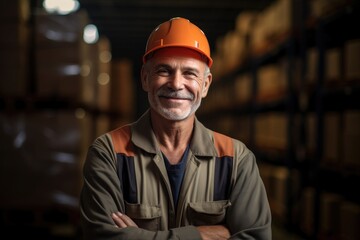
xmin=112 ymin=213 xmax=127 ymax=228
xmin=116 ymin=212 xmax=138 ymax=227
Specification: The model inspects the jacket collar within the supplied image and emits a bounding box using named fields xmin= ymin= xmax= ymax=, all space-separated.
xmin=131 ymin=109 xmax=217 ymax=158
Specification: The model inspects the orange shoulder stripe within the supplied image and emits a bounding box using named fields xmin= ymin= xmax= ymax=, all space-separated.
xmin=213 ymin=131 xmax=234 ymax=157
xmin=109 ymin=125 xmax=135 ymax=156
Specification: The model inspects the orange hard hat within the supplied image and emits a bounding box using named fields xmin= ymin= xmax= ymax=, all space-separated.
xmin=143 ymin=17 xmax=213 ymax=67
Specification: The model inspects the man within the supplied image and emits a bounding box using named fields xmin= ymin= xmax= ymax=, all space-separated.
xmin=80 ymin=17 xmax=271 ymax=240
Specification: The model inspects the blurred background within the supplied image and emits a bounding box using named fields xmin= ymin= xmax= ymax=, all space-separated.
xmin=0 ymin=0 xmax=359 ymax=239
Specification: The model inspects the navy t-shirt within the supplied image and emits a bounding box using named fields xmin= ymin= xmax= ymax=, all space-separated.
xmin=162 ymin=145 xmax=189 ymax=208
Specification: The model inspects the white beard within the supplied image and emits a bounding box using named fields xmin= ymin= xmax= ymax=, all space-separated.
xmin=148 ymin=88 xmax=202 ymax=121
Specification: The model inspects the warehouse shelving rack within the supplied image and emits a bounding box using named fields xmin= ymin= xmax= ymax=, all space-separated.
xmin=198 ymin=0 xmax=360 ymax=239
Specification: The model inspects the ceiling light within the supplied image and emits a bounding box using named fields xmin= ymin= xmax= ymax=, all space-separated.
xmin=43 ymin=0 xmax=80 ymax=15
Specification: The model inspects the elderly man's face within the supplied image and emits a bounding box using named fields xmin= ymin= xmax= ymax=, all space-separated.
xmin=141 ymin=48 xmax=212 ymax=121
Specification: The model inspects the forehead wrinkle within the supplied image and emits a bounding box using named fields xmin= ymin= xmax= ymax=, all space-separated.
xmin=152 ymin=58 xmax=203 ymax=73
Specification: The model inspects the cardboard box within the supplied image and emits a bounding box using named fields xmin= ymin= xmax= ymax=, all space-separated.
xmin=325 ymin=48 xmax=342 ymax=82
xmin=255 ymin=113 xmax=287 ymax=151
xmin=323 ymin=112 xmax=341 ymax=165
xmin=344 ymin=39 xmax=360 ymax=80
xmin=0 ymin=22 xmax=30 ymax=48
xmin=35 ymin=10 xmax=89 ymax=47
xmin=343 ymin=110 xmax=360 ymax=167
xmin=320 ymin=192 xmax=342 ymax=237
xmin=0 ymin=110 xmax=92 ymax=209
xmin=0 ymin=0 xmax=30 ymax=23
xmin=339 ymin=201 xmax=360 ymax=240
xmin=257 ymin=63 xmax=287 ymax=102
xmin=234 ymin=74 xmax=252 ymax=104
xmin=96 ymin=37 xmax=112 ymax=111
xmin=235 ymin=11 xmax=258 ymax=35
xmin=300 ymin=187 xmax=316 ymax=236
xmin=270 ymin=166 xmax=289 ymax=222
xmin=110 ymin=59 xmax=135 ymax=117
xmin=306 ymin=113 xmax=317 ymax=155
xmin=36 ymin=62 xmax=84 ymax=99
xmin=34 ymin=11 xmax=93 ymax=104
xmin=306 ymin=48 xmax=318 ymax=84
xmin=221 ymin=31 xmax=247 ymax=73
xmin=0 ymin=47 xmax=29 ymax=96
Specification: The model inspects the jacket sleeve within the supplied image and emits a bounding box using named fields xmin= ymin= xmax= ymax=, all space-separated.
xmin=226 ymin=149 xmax=272 ymax=239
xmin=79 ymin=135 xmax=202 ymax=240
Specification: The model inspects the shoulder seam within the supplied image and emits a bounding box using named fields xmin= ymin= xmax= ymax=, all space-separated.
xmin=109 ymin=125 xmax=135 ymax=156
xmin=213 ymin=131 xmax=234 ymax=158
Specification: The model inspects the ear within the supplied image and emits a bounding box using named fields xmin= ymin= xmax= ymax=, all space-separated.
xmin=141 ymin=65 xmax=149 ymax=92
xmin=201 ymin=72 xmax=212 ymax=98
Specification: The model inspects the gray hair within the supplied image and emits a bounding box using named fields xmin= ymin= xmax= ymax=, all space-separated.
xmin=204 ymin=65 xmax=211 ymax=78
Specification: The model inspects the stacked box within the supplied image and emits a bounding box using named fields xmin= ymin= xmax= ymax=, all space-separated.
xmin=344 ymin=39 xmax=360 ymax=80
xmin=258 ymin=164 xmax=301 ymax=224
xmin=235 ymin=116 xmax=251 ymax=144
xmin=81 ymin=44 xmax=97 ymax=107
xmin=211 ymin=84 xmax=229 ymax=110
xmin=208 ymin=53 xmax=225 ymax=80
xmin=0 ymin=110 xmax=92 ymax=209
xmin=110 ymin=59 xmax=135 ymax=118
xmin=325 ymin=47 xmax=342 ymax=82
xmin=307 ymin=47 xmax=342 ymax=84
xmin=95 ymin=114 xmax=111 ymax=138
xmin=339 ymin=201 xmax=360 ymax=240
xmin=234 ymin=73 xmax=252 ymax=104
xmin=343 ymin=110 xmax=360 ymax=168
xmin=256 ymin=63 xmax=287 ymax=103
xmin=306 ymin=113 xmax=317 ymax=156
xmin=300 ymin=187 xmax=316 ymax=236
xmin=323 ymin=112 xmax=341 ymax=165
xmin=220 ymin=31 xmax=248 ymax=74
xmin=35 ymin=10 xmax=91 ymax=103
xmin=199 ymin=81 xmax=235 ymax=114
xmin=0 ymin=0 xmax=30 ymax=96
xmin=255 ymin=113 xmax=288 ymax=151
xmin=258 ymin=163 xmax=273 ymax=195
xmin=235 ymin=11 xmax=258 ymax=36
xmin=82 ymin=36 xmax=112 ymax=110
xmin=270 ymin=166 xmax=289 ymax=222
xmin=249 ymin=14 xmax=268 ymax=56
xmin=96 ymin=37 xmax=112 ymax=111
xmin=255 ymin=114 xmax=269 ymax=149
xmin=319 ymin=192 xmax=343 ymax=238
xmin=249 ymin=0 xmax=301 ymax=56
xmin=309 ymin=0 xmax=351 ymax=19
xmin=306 ymin=48 xmax=318 ymax=85
xmin=217 ymin=116 xmax=237 ymax=138
xmin=211 ymin=11 xmax=256 ymax=79
xmin=0 ymin=0 xmax=30 ymax=23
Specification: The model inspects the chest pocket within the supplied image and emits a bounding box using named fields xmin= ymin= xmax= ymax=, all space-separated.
xmin=187 ymin=200 xmax=231 ymax=226
xmin=125 ymin=201 xmax=162 ymax=231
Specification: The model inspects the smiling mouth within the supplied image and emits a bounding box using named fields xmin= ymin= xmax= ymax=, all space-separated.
xmin=158 ymin=92 xmax=194 ymax=100
xmin=160 ymin=96 xmax=190 ymax=100
xmin=158 ymin=96 xmax=191 ymax=108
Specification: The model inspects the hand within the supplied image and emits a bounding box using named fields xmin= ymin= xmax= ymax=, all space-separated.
xmin=112 ymin=212 xmax=138 ymax=228
xmin=196 ymin=225 xmax=230 ymax=240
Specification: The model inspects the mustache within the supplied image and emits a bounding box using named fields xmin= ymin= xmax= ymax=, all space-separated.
xmin=157 ymin=88 xmax=194 ymax=100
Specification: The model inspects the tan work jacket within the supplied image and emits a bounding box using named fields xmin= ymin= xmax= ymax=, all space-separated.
xmin=80 ymin=110 xmax=271 ymax=239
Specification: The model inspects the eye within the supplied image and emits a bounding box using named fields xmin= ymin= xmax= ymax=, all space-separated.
xmin=156 ymin=67 xmax=171 ymax=76
xmin=184 ymin=71 xmax=198 ymax=79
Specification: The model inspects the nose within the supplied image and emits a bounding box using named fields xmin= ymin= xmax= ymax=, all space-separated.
xmin=167 ymin=71 xmax=184 ymax=91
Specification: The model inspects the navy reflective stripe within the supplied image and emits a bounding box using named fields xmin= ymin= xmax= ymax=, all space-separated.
xmin=116 ymin=154 xmax=137 ymax=203
xmin=214 ymin=156 xmax=233 ymax=201
xmin=213 ymin=131 xmax=234 ymax=200
xmin=110 ymin=126 xmax=137 ymax=203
